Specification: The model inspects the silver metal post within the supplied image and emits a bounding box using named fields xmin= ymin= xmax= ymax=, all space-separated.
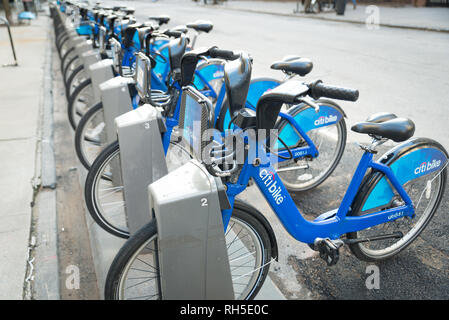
xmin=0 ymin=16 xmax=19 ymax=67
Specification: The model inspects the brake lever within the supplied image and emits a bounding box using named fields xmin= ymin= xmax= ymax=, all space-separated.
xmin=198 ymin=54 xmax=209 ymax=63
xmin=296 ymin=96 xmax=320 ymax=113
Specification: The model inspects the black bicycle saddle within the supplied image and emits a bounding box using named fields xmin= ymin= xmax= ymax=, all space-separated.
xmin=351 ymin=113 xmax=415 ymax=142
xmin=186 ymin=20 xmax=213 ymax=33
xmin=123 ymin=8 xmax=135 ymax=15
xmin=149 ymin=15 xmax=170 ymax=25
xmin=271 ymin=56 xmax=313 ymax=77
xmin=171 ymin=25 xmax=188 ymax=34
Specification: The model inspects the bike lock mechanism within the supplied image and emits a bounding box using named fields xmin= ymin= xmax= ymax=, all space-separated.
xmin=206 ymin=137 xmax=240 ymax=177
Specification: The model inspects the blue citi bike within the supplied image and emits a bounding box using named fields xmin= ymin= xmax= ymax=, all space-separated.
xmin=72 ymin=16 xmax=226 ymax=167
xmin=104 ymin=50 xmax=448 ymax=300
xmin=65 ymin=9 xmax=175 ymax=130
xmin=84 ymin=47 xmax=348 ymax=239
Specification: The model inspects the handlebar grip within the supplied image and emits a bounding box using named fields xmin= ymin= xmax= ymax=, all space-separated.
xmin=208 ymin=48 xmax=239 ymax=60
xmin=163 ymin=30 xmax=182 ymax=38
xmin=310 ymin=81 xmax=359 ymax=102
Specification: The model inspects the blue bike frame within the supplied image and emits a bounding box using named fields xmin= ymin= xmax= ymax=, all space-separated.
xmin=221 ymin=138 xmax=416 ymax=244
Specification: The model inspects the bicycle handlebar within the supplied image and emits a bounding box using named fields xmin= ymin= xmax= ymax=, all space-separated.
xmin=208 ymin=48 xmax=240 ymax=61
xmin=180 ymin=46 xmax=243 ymax=86
xmin=163 ymin=30 xmax=183 ymax=38
xmin=308 ymin=80 xmax=359 ymax=102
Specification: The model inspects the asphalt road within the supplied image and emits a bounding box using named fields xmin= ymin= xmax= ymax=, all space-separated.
xmin=101 ymin=0 xmax=449 ymax=299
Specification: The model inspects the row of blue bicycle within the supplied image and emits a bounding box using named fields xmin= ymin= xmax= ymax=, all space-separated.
xmin=51 ymin=0 xmax=447 ymax=300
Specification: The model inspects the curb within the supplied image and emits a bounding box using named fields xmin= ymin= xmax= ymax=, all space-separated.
xmin=205 ymin=5 xmax=449 ymax=34
xmin=30 ymin=13 xmax=60 ymax=300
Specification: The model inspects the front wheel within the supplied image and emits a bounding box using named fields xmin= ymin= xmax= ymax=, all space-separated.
xmin=68 ymin=78 xmax=94 ymax=130
xmin=274 ymin=99 xmax=347 ymax=192
xmin=74 ymin=102 xmax=106 ymax=170
xmin=85 ymin=141 xmax=192 ymax=238
xmin=105 ymin=205 xmax=273 ymax=300
xmin=63 ymin=55 xmax=81 ymax=86
xmin=65 ymin=65 xmax=87 ymax=98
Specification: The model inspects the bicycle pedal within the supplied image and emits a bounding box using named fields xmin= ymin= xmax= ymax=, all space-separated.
xmin=314 ymin=238 xmax=343 ymax=266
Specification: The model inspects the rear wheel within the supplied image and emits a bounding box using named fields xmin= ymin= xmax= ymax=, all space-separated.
xmin=347 ymin=152 xmax=447 ymax=262
xmin=105 ymin=206 xmax=273 ymax=300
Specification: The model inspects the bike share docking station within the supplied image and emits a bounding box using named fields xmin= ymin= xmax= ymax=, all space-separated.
xmin=98 ymin=75 xmax=134 ymax=187
xmin=91 ymin=52 xmax=169 ymax=235
xmin=144 ymin=53 xmax=257 ymax=299
xmin=73 ymin=39 xmax=93 ymax=63
xmin=80 ymin=49 xmax=101 ymax=72
xmin=88 ymin=59 xmax=114 ymax=106
xmin=149 ymin=160 xmax=234 ymax=299
xmin=112 ymin=52 xmax=169 ymax=234
xmin=111 ymin=53 xmax=235 ymax=298
xmin=67 ymin=34 xmax=85 ymax=52
xmin=145 ymin=83 xmax=238 ymax=299
xmin=115 ymin=105 xmax=168 ymax=234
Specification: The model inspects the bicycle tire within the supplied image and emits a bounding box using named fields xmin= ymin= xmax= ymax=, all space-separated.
xmin=74 ymin=101 xmax=104 ymax=170
xmin=85 ymin=140 xmax=193 ymax=238
xmin=67 ymin=78 xmax=93 ymax=130
xmin=346 ymin=140 xmax=448 ymax=262
xmin=105 ymin=202 xmax=273 ymax=300
xmin=56 ymin=32 xmax=68 ymax=52
xmin=60 ymin=47 xmax=75 ymax=72
xmin=65 ymin=64 xmax=85 ymax=99
xmin=274 ymin=99 xmax=347 ymax=192
xmin=62 ymin=55 xmax=80 ymax=86
xmin=56 ymin=33 xmax=69 ymax=56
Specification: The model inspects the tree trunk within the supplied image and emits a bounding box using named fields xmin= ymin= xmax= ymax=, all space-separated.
xmin=2 ymin=0 xmax=13 ymax=25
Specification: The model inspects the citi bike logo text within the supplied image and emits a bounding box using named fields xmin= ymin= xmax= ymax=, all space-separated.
xmin=213 ymin=70 xmax=224 ymax=79
xmin=259 ymin=169 xmax=285 ymax=205
xmin=314 ymin=115 xmax=337 ymax=126
xmin=414 ymin=159 xmax=441 ymax=175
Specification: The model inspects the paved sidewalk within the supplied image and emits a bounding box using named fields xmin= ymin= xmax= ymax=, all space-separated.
xmin=0 ymin=15 xmax=50 ymax=299
xmin=206 ymin=0 xmax=449 ymax=32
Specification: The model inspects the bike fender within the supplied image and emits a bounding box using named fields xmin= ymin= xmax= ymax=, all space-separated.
xmin=277 ymin=100 xmax=346 ymax=149
xmin=193 ymin=59 xmax=225 ymax=90
xmin=246 ymin=77 xmax=282 ymax=109
xmin=357 ymin=138 xmax=448 ymax=212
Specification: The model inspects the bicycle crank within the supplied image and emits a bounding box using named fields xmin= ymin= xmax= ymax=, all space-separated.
xmin=313 ymin=232 xmax=404 ymax=266
xmin=314 ymin=238 xmax=344 ymax=266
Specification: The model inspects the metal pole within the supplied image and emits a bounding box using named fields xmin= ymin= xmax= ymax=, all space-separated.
xmin=293 ymin=1 xmax=301 ymax=13
xmin=0 ymin=16 xmax=19 ymax=66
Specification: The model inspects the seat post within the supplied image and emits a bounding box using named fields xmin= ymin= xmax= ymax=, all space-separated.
xmin=189 ymin=30 xmax=199 ymax=49
xmin=357 ymin=137 xmax=388 ymax=154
